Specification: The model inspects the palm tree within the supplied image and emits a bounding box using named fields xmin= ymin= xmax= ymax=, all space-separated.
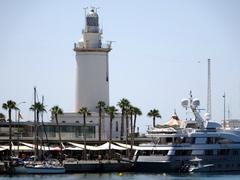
xmin=30 ymin=102 xmax=46 ymax=160
xmin=105 ymin=106 xmax=118 ymax=160
xmin=2 ymin=100 xmax=18 ymax=159
xmin=96 ymin=101 xmax=106 ymax=144
xmin=147 ymin=109 xmax=161 ymax=127
xmin=78 ymin=107 xmax=91 ymax=160
xmin=133 ymin=106 xmax=142 ymax=134
xmin=50 ymin=106 xmax=64 ymax=163
xmin=128 ymin=106 xmax=135 ymax=158
xmin=132 ymin=106 xmax=142 ymax=154
xmin=117 ymin=98 xmax=130 ymax=141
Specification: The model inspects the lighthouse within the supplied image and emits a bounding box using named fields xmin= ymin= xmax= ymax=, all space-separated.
xmin=74 ymin=8 xmax=111 ymax=112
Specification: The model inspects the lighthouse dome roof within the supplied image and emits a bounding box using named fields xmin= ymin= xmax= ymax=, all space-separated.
xmin=87 ymin=9 xmax=98 ymax=18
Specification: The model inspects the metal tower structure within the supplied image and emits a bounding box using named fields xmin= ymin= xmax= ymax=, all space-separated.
xmin=207 ymin=59 xmax=211 ymax=119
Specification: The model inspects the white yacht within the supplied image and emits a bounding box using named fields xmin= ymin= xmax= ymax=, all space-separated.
xmin=133 ymin=92 xmax=240 ymax=173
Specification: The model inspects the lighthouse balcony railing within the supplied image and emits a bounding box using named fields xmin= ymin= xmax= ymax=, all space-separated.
xmin=74 ymin=43 xmax=111 ymax=49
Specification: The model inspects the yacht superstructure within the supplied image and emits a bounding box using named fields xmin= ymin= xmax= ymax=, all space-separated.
xmin=133 ymin=92 xmax=240 ymax=172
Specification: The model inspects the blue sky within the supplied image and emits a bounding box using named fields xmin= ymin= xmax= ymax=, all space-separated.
xmin=1 ymin=0 xmax=240 ymax=132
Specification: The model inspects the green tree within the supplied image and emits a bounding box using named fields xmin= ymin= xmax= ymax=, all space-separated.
xmin=50 ymin=105 xmax=64 ymax=163
xmin=105 ymin=106 xmax=118 ymax=160
xmin=147 ymin=109 xmax=161 ymax=127
xmin=133 ymin=106 xmax=142 ymax=134
xmin=96 ymin=101 xmax=106 ymax=144
xmin=2 ymin=100 xmax=18 ymax=159
xmin=78 ymin=107 xmax=91 ymax=160
xmin=30 ymin=102 xmax=46 ymax=160
xmin=0 ymin=113 xmax=6 ymax=122
xmin=128 ymin=106 xmax=135 ymax=158
xmin=117 ymin=98 xmax=130 ymax=141
xmin=131 ymin=106 xmax=142 ymax=156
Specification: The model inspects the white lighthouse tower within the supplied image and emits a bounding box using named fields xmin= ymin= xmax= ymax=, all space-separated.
xmin=74 ymin=8 xmax=111 ymax=112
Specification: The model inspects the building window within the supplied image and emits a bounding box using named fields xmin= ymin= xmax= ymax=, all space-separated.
xmin=116 ymin=121 xmax=118 ymax=132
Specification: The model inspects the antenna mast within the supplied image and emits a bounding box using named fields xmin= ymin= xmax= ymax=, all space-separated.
xmin=207 ymin=59 xmax=211 ymax=119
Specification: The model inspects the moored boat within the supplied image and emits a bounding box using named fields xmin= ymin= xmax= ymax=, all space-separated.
xmin=133 ymin=92 xmax=240 ymax=173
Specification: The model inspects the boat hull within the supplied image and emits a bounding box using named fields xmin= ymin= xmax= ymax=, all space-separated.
xmin=14 ymin=166 xmax=65 ymax=174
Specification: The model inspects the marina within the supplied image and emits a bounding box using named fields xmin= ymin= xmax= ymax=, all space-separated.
xmin=1 ymin=1 xmax=240 ymax=178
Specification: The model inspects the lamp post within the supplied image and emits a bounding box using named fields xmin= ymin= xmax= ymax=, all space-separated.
xmin=223 ymin=93 xmax=226 ymax=129
xmin=16 ymin=101 xmax=26 ymax=157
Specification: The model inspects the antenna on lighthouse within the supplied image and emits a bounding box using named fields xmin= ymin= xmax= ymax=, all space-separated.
xmin=83 ymin=7 xmax=88 ymax=17
xmin=207 ymin=58 xmax=212 ymax=120
xmin=106 ymin=40 xmax=116 ymax=48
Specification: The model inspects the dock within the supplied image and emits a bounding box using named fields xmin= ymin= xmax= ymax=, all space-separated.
xmin=64 ymin=160 xmax=133 ymax=173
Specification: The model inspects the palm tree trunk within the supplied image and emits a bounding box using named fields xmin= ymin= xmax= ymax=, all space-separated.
xmin=133 ymin=114 xmax=137 ymax=146
xmin=56 ymin=114 xmax=63 ymax=163
xmin=153 ymin=116 xmax=155 ymax=127
xmin=8 ymin=109 xmax=12 ymax=159
xmin=98 ymin=109 xmax=102 ymax=143
xmin=83 ymin=113 xmax=87 ymax=160
xmin=130 ymin=112 xmax=133 ymax=158
xmin=125 ymin=113 xmax=129 ymax=158
xmin=109 ymin=117 xmax=112 ymax=160
xmin=120 ymin=109 xmax=124 ymax=141
xmin=133 ymin=114 xmax=137 ymax=134
xmin=35 ymin=111 xmax=39 ymax=160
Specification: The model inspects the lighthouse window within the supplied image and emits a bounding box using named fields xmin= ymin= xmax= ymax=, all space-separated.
xmin=87 ymin=17 xmax=98 ymax=26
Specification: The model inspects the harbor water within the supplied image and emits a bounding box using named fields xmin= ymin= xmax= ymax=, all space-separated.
xmin=1 ymin=172 xmax=240 ymax=180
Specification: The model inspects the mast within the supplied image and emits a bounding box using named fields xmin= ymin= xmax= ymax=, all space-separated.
xmin=33 ymin=87 xmax=38 ymax=161
xmin=207 ymin=59 xmax=211 ymax=119
xmin=223 ymin=93 xmax=226 ymax=129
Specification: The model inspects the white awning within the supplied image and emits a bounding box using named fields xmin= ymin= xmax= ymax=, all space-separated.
xmin=68 ymin=142 xmax=99 ymax=150
xmin=97 ymin=142 xmax=126 ymax=150
xmin=19 ymin=142 xmax=60 ymax=151
xmin=0 ymin=147 xmax=7 ymax=151
xmin=65 ymin=146 xmax=83 ymax=151
xmin=68 ymin=142 xmax=126 ymax=151
xmin=0 ymin=145 xmax=32 ymax=151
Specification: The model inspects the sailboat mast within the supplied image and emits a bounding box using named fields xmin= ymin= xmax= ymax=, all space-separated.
xmin=33 ymin=87 xmax=38 ymax=161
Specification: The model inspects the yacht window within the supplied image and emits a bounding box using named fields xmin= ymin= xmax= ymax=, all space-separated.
xmin=233 ymin=150 xmax=238 ymax=155
xmin=175 ymin=150 xmax=192 ymax=156
xmin=207 ymin=137 xmax=215 ymax=144
xmin=216 ymin=138 xmax=233 ymax=144
xmin=186 ymin=137 xmax=195 ymax=144
xmin=205 ymin=150 xmax=213 ymax=155
xmin=152 ymin=150 xmax=168 ymax=156
xmin=217 ymin=149 xmax=230 ymax=155
xmin=166 ymin=137 xmax=173 ymax=143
